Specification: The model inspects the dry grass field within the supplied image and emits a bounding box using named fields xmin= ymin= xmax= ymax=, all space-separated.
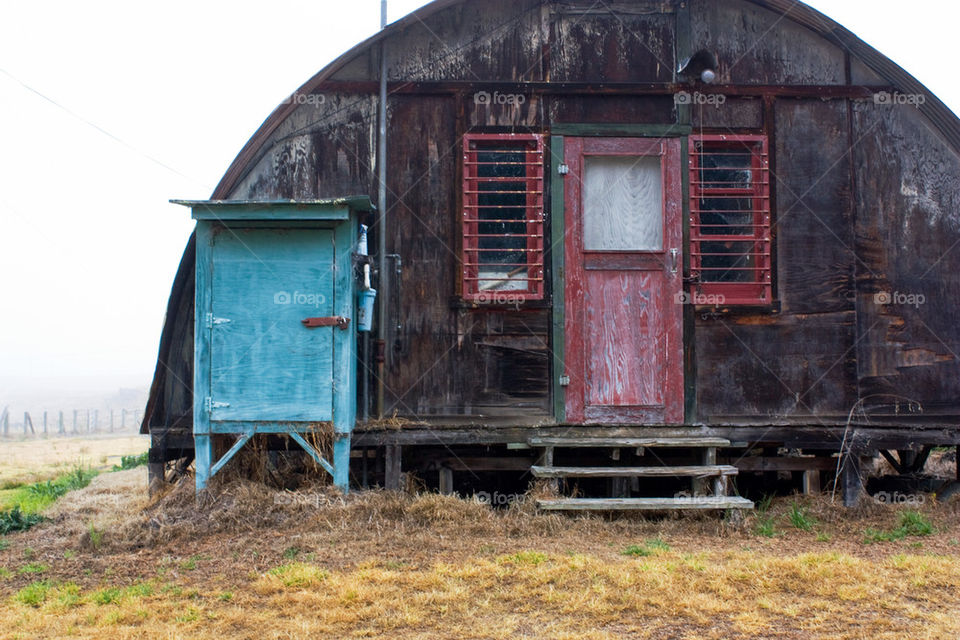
xmin=1 ymin=440 xmax=959 ymax=639
xmin=0 ymin=434 xmax=148 ymax=487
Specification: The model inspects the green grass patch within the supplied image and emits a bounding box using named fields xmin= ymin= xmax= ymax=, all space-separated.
xmin=622 ymin=538 xmax=671 ymax=557
xmin=864 ymin=510 xmax=935 ymax=544
xmin=91 ymin=586 xmax=124 ymax=605
xmin=18 ymin=563 xmax=48 ymax=575
xmin=0 ymin=465 xmax=98 ymax=532
xmin=112 ymin=452 xmax=148 ymax=471
xmin=787 ymin=502 xmax=815 ymax=532
xmin=14 ymin=580 xmax=52 ymax=607
xmin=500 ymin=550 xmax=549 ymax=566
xmin=266 ymin=562 xmax=330 ymax=588
xmin=0 ymin=506 xmax=44 ymax=534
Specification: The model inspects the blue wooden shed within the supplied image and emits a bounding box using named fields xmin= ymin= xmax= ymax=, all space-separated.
xmin=174 ymin=197 xmax=373 ymax=491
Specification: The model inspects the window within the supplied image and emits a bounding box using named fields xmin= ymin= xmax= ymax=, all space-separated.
xmin=689 ymin=134 xmax=771 ymax=305
xmin=462 ymin=133 xmax=545 ymax=302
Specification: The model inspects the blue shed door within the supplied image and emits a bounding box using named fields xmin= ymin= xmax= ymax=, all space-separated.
xmin=208 ymin=228 xmax=336 ymax=422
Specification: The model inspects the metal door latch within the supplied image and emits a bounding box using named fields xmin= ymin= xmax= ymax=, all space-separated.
xmin=302 ymin=316 xmax=351 ymax=330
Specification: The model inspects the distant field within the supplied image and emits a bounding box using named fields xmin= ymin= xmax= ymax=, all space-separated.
xmin=0 ymin=465 xmax=958 ymax=639
xmin=0 ymin=434 xmax=148 ymax=488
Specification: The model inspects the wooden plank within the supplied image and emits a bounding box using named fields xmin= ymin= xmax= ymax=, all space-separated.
xmin=537 ymin=496 xmax=754 ymax=511
xmin=385 ymin=444 xmax=402 ymax=491
xmin=530 ymin=465 xmax=738 ymax=478
xmin=550 ymin=135 xmax=566 ymax=423
xmin=733 ymin=456 xmax=839 ymax=472
xmin=528 ymin=436 xmax=731 ymax=448
xmin=317 ymin=80 xmax=894 ymax=99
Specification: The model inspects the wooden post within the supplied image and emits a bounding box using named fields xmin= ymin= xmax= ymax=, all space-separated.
xmin=58 ymin=411 xmax=65 ymax=435
xmin=42 ymin=411 xmax=48 ymax=436
xmin=695 ymin=447 xmax=717 ymax=496
xmin=1 ymin=407 xmax=8 ymax=436
xmin=384 ymin=444 xmax=402 ymax=490
xmin=109 ymin=409 xmax=114 ymax=433
xmin=23 ymin=412 xmax=34 ymax=435
xmin=72 ymin=409 xmax=78 ymax=433
xmin=803 ymin=470 xmax=821 ymax=495
xmin=842 ymin=454 xmax=863 ymax=507
xmin=439 ymin=466 xmax=454 ymax=495
xmin=361 ymin=447 xmax=369 ymax=489
xmin=121 ymin=409 xmax=127 ymax=429
xmin=147 ymin=436 xmax=165 ymax=494
xmin=93 ymin=410 xmax=99 ymax=433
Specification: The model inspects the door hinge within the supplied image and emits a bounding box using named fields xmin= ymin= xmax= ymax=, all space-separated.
xmin=205 ymin=398 xmax=230 ymax=412
xmin=205 ymin=313 xmax=231 ymax=329
xmin=558 ymin=163 xmax=570 ymax=175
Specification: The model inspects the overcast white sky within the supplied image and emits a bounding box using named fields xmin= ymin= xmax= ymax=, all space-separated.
xmin=0 ymin=0 xmax=956 ymax=403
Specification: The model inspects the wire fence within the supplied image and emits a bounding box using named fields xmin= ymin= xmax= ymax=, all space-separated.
xmin=0 ymin=407 xmax=143 ymax=438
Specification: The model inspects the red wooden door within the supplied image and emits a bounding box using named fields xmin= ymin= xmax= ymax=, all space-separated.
xmin=563 ymin=137 xmax=684 ymax=424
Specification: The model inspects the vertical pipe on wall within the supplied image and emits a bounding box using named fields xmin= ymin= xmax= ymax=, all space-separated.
xmin=376 ymin=0 xmax=388 ymax=418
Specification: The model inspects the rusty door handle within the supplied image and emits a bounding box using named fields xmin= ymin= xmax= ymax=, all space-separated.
xmin=302 ymin=316 xmax=351 ymax=330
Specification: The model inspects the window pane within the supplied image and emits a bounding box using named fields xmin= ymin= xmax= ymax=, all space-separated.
xmin=698 ymin=197 xmax=754 ymax=235
xmin=698 ymin=151 xmax=753 ymax=189
xmin=699 ymin=240 xmax=757 ymax=282
xmin=476 ymin=149 xmax=529 ymax=291
xmin=583 ymin=155 xmax=663 ymax=251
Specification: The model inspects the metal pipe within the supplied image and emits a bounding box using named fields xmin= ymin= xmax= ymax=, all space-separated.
xmin=376 ymin=0 xmax=388 ymax=418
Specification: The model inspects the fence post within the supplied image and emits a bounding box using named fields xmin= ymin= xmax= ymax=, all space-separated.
xmin=121 ymin=409 xmax=127 ymax=429
xmin=43 ymin=411 xmax=48 ymax=436
xmin=24 ymin=412 xmax=34 ymax=435
xmin=93 ymin=409 xmax=99 ymax=433
xmin=73 ymin=409 xmax=78 ymax=433
xmin=58 ymin=410 xmax=65 ymax=435
xmin=1 ymin=407 xmax=8 ymax=436
xmin=109 ymin=409 xmax=114 ymax=433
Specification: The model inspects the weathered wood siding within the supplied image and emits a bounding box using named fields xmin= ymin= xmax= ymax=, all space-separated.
xmin=146 ymin=0 xmax=960 ymax=433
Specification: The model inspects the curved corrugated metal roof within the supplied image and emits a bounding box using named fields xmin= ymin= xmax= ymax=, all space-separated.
xmin=209 ymin=0 xmax=960 ymax=200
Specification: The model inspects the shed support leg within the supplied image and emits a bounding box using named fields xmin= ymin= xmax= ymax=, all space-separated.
xmin=695 ymin=447 xmax=717 ymax=496
xmin=439 ymin=467 xmax=453 ymax=495
xmin=195 ymin=435 xmax=213 ymax=492
xmin=803 ymin=470 xmax=821 ymax=495
xmin=148 ymin=437 xmax=166 ymax=495
xmin=842 ymin=454 xmax=863 ymax=507
xmin=385 ymin=444 xmax=402 ymax=491
xmin=333 ymin=434 xmax=351 ymax=492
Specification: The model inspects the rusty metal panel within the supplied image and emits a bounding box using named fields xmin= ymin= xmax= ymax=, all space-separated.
xmin=550 ymin=4 xmax=675 ymax=83
xmin=852 ymin=100 xmax=960 ymax=416
xmin=690 ymin=0 xmax=846 ymax=85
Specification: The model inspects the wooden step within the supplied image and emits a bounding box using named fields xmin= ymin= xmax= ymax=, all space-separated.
xmin=536 ymin=496 xmax=754 ymax=511
xmin=530 ymin=464 xmax=739 ymax=478
xmin=528 ymin=436 xmax=731 ymax=448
